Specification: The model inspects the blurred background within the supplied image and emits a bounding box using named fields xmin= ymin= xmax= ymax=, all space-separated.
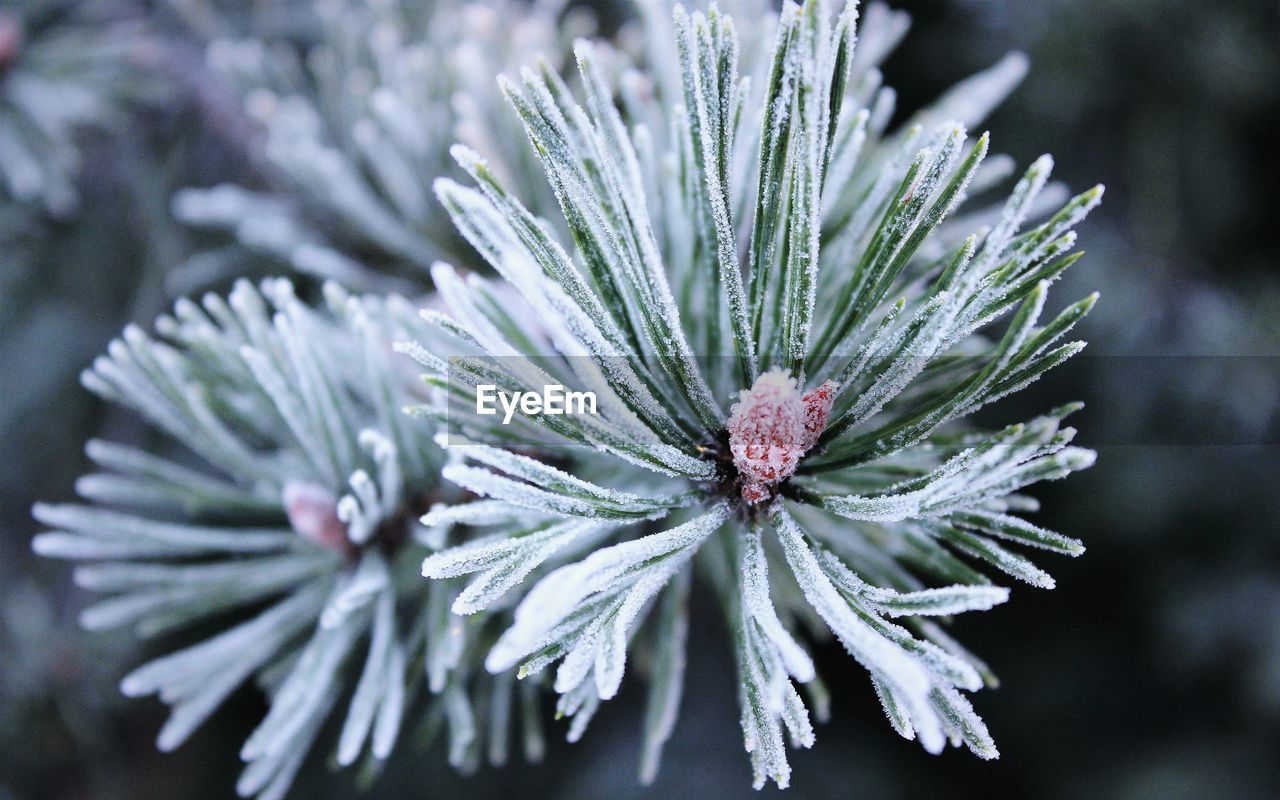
xmin=1 ymin=0 xmax=1277 ymax=798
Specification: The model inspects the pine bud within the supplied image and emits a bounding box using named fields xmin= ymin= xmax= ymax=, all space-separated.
xmin=283 ymin=481 xmax=352 ymax=556
xmin=727 ymin=370 xmax=838 ymax=504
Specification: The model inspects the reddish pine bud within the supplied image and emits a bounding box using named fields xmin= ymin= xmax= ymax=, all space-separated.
xmin=283 ymin=481 xmax=352 ymax=556
xmin=727 ymin=370 xmax=838 ymax=504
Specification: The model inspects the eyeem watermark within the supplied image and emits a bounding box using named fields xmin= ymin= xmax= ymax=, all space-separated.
xmin=476 ymin=384 xmax=598 ymax=425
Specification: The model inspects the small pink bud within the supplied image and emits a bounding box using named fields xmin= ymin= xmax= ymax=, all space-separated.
xmin=727 ymin=370 xmax=839 ymax=504
xmin=727 ymin=370 xmax=804 ymax=486
xmin=0 ymin=13 xmax=21 ymax=72
xmin=283 ymin=482 xmax=351 ymax=556
xmin=740 ymin=482 xmax=771 ymax=505
xmin=800 ymin=380 xmax=837 ymax=452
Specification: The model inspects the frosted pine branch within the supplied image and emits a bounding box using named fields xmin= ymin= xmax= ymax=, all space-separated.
xmin=32 ymin=279 xmax=544 ymax=799
xmin=32 ymin=0 xmax=1105 ymax=795
xmin=0 ymin=2 xmax=157 ymax=215
xmin=412 ymin=0 xmax=1100 ymax=788
xmin=172 ymin=0 xmax=573 ymax=291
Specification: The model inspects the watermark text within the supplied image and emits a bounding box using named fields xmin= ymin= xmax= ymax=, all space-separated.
xmin=475 ymin=384 xmax=597 ymax=425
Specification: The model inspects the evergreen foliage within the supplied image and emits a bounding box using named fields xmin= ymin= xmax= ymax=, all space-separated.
xmin=32 ymin=280 xmax=545 ymax=799
xmin=0 ymin=0 xmax=155 ymax=215
xmin=31 ymin=0 xmax=1104 ymax=794
xmin=172 ymin=0 xmax=576 ymax=290
xmin=411 ymin=0 xmax=1099 ymax=786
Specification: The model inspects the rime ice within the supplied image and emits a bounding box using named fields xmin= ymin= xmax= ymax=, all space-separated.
xmin=727 ymin=369 xmax=838 ymax=504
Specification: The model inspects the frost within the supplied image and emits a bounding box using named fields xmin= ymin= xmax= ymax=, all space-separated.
xmin=420 ymin=500 xmax=522 ymax=530
xmin=33 ymin=275 xmax=475 ymax=795
xmin=422 ymin=520 xmax=606 ymax=615
xmin=486 ymin=503 xmax=730 ymax=677
xmin=34 ymin=0 xmax=1106 ymax=793
xmin=740 ymin=524 xmax=816 ymax=694
xmin=773 ymin=506 xmax=945 ymax=755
